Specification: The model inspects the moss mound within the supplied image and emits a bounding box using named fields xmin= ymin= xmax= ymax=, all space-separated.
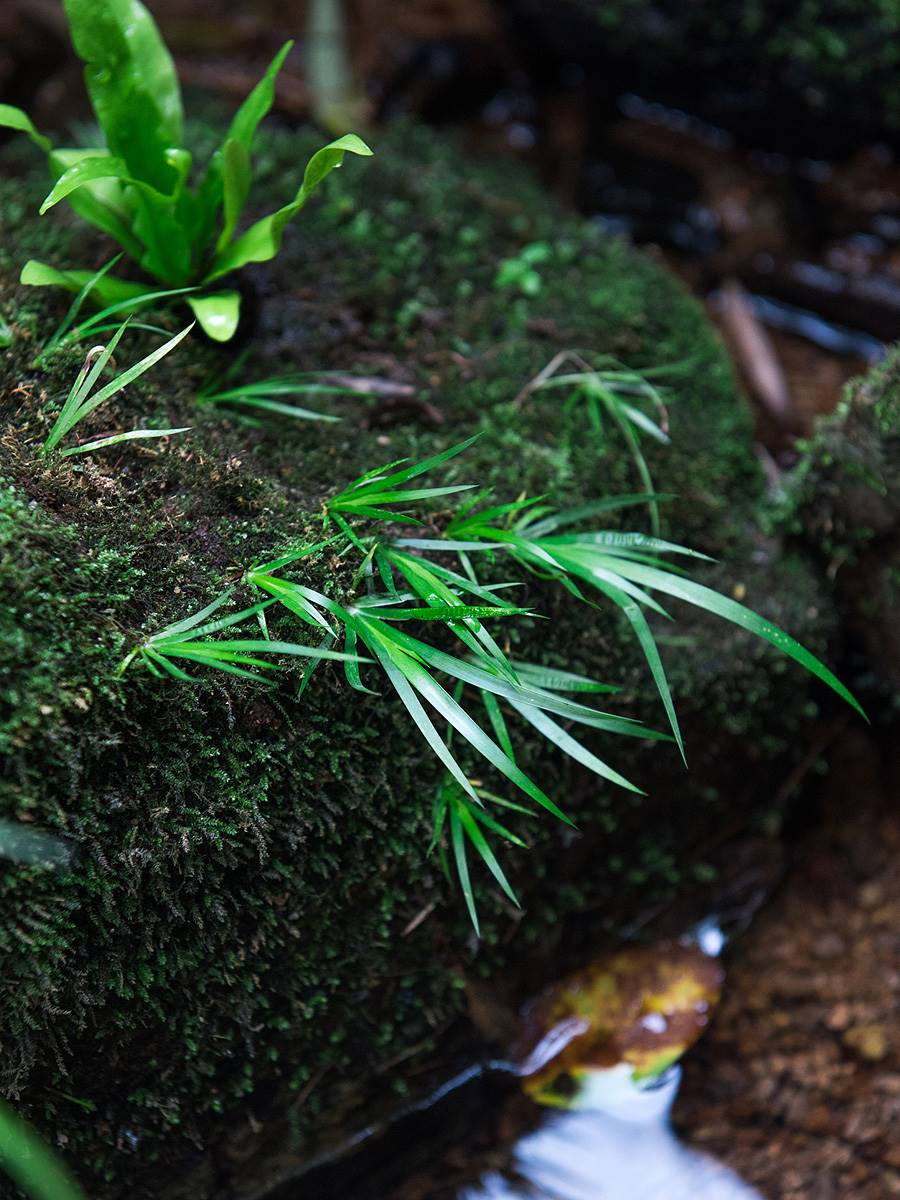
xmin=785 ymin=351 xmax=900 ymax=696
xmin=0 ymin=121 xmax=835 ymax=1197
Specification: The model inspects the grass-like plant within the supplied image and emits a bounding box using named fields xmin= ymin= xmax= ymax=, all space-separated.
xmin=432 ymin=775 xmax=532 ymax=933
xmin=0 ymin=1 xmax=371 ymax=341
xmin=324 ymin=434 xmax=481 ymax=548
xmin=196 ymin=362 xmax=368 ymax=425
xmin=41 ymin=319 xmax=191 ymax=458
xmin=0 ymin=1101 xmax=84 ymax=1200
xmin=398 ymin=491 xmax=865 ymax=763
xmin=121 ymin=446 xmax=662 ymax=932
xmin=121 ymin=437 xmax=862 ymax=929
xmin=33 ymin=255 xmax=192 ymax=365
xmin=515 ymin=350 xmax=682 ymax=535
xmin=117 ymin=587 xmax=364 ymax=683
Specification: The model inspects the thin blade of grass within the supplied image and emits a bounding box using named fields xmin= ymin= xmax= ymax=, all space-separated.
xmin=524 ymin=495 xmax=674 ymax=537
xmin=449 ymin=805 xmax=479 ymax=935
xmin=512 ymin=662 xmax=618 ymax=694
xmin=41 ymin=253 xmax=123 ymax=356
xmin=73 ymin=285 xmax=198 ymax=339
xmin=45 ymin=321 xmax=130 ymax=451
xmin=59 ymin=426 xmax=190 ymax=456
xmin=249 ymin=574 xmax=334 ymax=634
xmin=72 ymin=323 xmax=194 ymax=419
xmin=143 ymin=647 xmax=194 ymax=681
xmin=607 ymin=559 xmax=867 ymax=719
xmin=362 ymin=627 xmax=479 ymax=802
xmin=398 ymin=649 xmax=574 ymax=825
xmin=509 ymin=700 xmax=644 ymax=795
xmin=481 ymin=689 xmax=516 ymax=763
xmin=454 ymin=800 xmax=520 ymax=906
xmin=211 ymin=395 xmax=340 ymax=422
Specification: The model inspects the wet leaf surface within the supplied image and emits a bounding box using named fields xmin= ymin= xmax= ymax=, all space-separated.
xmin=517 ymin=942 xmax=724 ymax=1105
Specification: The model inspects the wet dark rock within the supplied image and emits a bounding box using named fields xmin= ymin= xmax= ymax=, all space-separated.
xmin=0 ymin=119 xmax=851 ymax=1199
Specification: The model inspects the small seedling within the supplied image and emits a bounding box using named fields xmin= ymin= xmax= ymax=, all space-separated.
xmin=494 ymin=242 xmax=551 ymax=297
xmin=41 ymin=320 xmax=191 ymax=458
xmin=514 ymin=350 xmax=684 ymax=535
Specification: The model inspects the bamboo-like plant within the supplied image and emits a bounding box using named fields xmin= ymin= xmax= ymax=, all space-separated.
xmin=119 ymin=438 xmax=862 ymax=927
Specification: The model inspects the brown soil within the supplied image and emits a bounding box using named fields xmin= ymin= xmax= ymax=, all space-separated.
xmin=675 ymin=728 xmax=900 ymax=1199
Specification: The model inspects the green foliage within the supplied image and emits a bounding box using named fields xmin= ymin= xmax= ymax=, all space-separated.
xmin=117 ymin=438 xmax=860 ymax=928
xmin=494 ymin=241 xmax=551 ymax=296
xmin=31 ymin=255 xmax=191 ymax=364
xmin=118 ymin=587 xmax=365 ymax=683
xmin=324 ymin=433 xmax=481 ymax=549
xmin=516 ymin=350 xmax=683 ymax=535
xmin=402 ymin=488 xmax=865 ymax=763
xmin=0 ymin=1 xmax=371 ymax=340
xmin=0 ymin=1101 xmax=84 ymax=1200
xmin=41 ymin=319 xmax=191 ymax=457
xmin=196 ymin=363 xmax=364 ymax=424
xmin=433 ymin=777 xmax=532 ymax=934
xmin=0 ymin=115 xmax=836 ymax=1187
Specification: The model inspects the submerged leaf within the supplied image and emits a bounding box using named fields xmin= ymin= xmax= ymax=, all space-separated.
xmin=517 ymin=942 xmax=724 ymax=1107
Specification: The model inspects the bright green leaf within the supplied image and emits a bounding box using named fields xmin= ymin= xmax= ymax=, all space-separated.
xmin=0 ymin=103 xmax=51 ymax=152
xmin=63 ymin=0 xmax=184 ymax=192
xmin=185 ymin=292 xmax=241 ymax=342
xmin=205 ymin=134 xmax=373 ymax=282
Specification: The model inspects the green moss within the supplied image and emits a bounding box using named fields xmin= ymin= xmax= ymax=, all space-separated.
xmin=0 ymin=122 xmax=833 ymax=1197
xmin=783 ymin=349 xmax=900 ymax=694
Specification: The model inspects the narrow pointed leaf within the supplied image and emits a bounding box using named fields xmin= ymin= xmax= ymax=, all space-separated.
xmin=608 ymin=559 xmax=867 ymax=719
xmin=0 ymin=103 xmax=51 ymax=151
xmin=509 ymin=701 xmax=644 ymax=795
xmin=455 ymin=801 xmax=520 ymax=906
xmin=450 ymin=806 xmax=479 ymax=935
xmin=60 ymin=426 xmax=190 ymax=456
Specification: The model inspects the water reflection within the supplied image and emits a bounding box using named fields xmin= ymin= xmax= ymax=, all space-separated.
xmin=461 ymin=1066 xmax=761 ymax=1200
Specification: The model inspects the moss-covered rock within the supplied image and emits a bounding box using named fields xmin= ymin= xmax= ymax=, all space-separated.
xmin=0 ymin=121 xmax=837 ymax=1198
xmin=784 ymin=351 xmax=900 ymax=697
xmin=509 ymin=0 xmax=900 ymax=154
